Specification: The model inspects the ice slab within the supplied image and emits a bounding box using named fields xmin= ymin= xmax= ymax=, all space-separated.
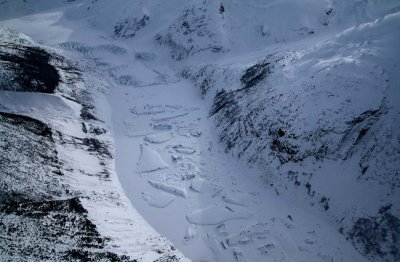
xmin=144 ymin=132 xmax=174 ymax=144
xmin=227 ymin=223 xmax=270 ymax=247
xmin=173 ymin=145 xmax=196 ymax=155
xmin=131 ymin=105 xmax=165 ymax=115
xmin=148 ymin=179 xmax=187 ymax=198
xmin=152 ymin=124 xmax=173 ymax=131
xmin=222 ymin=191 xmax=251 ymax=206
xmin=136 ymin=144 xmax=169 ymax=173
xmin=141 ymin=191 xmax=175 ymax=208
xmin=190 ymin=177 xmax=220 ymax=194
xmin=152 ymin=112 xmax=188 ymax=122
xmin=186 ymin=204 xmax=251 ymax=225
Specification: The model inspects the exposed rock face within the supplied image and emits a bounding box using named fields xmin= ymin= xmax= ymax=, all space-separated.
xmin=0 ymin=111 xmax=133 ymax=261
xmin=0 ymin=112 xmax=63 ymax=200
xmin=349 ymin=205 xmax=400 ymax=262
xmin=240 ymin=61 xmax=271 ymax=90
xmin=0 ymin=43 xmax=60 ymax=93
xmin=114 ymin=15 xmax=149 ymax=38
xmin=0 ymin=197 xmax=132 ymax=261
xmin=155 ymin=1 xmax=225 ymax=61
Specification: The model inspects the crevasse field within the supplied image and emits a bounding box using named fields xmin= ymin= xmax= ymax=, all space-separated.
xmin=0 ymin=1 xmax=399 ymax=261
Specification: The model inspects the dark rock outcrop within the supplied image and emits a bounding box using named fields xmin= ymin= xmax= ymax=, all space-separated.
xmin=0 ymin=42 xmax=60 ymax=93
xmin=349 ymin=205 xmax=400 ymax=262
xmin=114 ymin=15 xmax=149 ymax=38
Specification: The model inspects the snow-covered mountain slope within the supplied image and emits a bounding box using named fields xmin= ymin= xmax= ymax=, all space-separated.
xmin=183 ymin=12 xmax=400 ymax=261
xmin=0 ymin=26 xmax=187 ymax=261
xmin=0 ymin=0 xmax=399 ymax=261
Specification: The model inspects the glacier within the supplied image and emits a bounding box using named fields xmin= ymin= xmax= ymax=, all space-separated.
xmin=0 ymin=0 xmax=399 ymax=261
